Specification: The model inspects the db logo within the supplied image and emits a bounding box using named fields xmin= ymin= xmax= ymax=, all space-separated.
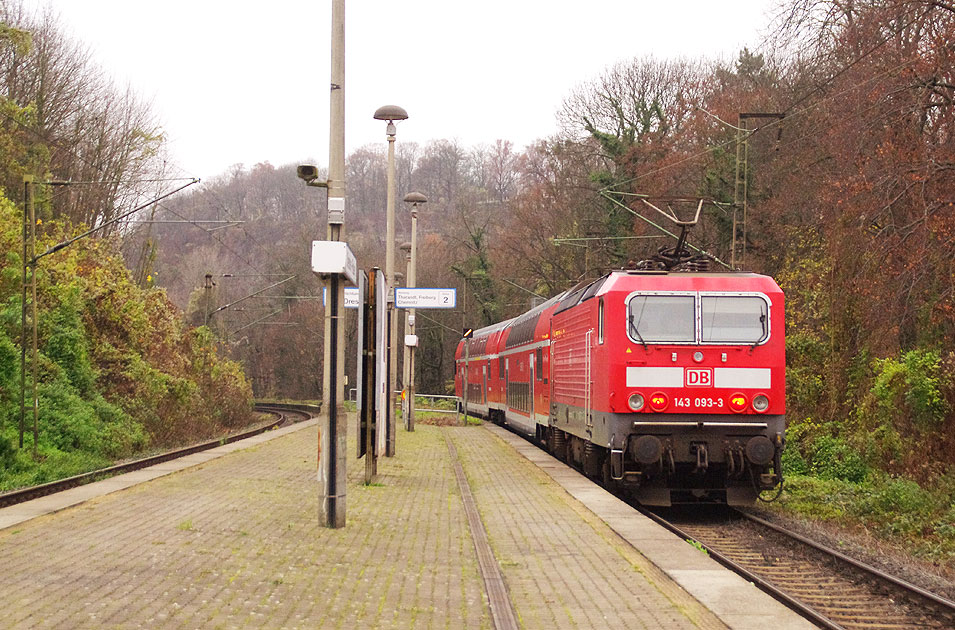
xmin=685 ymin=368 xmax=713 ymax=387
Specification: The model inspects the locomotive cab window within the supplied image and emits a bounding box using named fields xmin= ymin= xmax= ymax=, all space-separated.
xmin=701 ymin=295 xmax=768 ymax=344
xmin=626 ymin=291 xmax=771 ymax=345
xmin=628 ymin=295 xmax=695 ymax=343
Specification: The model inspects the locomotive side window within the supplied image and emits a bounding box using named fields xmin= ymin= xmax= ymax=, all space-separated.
xmin=598 ymin=297 xmax=605 ymax=344
xmin=628 ymin=295 xmax=695 ymax=343
xmin=701 ymin=295 xmax=768 ymax=344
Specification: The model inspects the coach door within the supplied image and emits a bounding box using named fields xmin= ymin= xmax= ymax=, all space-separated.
xmin=505 ymin=358 xmax=510 ymax=410
xmin=483 ymin=363 xmax=488 ymax=405
xmin=529 ymin=352 xmax=535 ymax=419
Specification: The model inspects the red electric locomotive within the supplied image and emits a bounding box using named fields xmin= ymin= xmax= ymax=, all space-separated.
xmin=455 ymin=269 xmax=785 ymax=505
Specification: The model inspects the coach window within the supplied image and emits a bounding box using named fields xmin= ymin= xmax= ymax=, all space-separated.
xmin=628 ymin=294 xmax=695 ymax=343
xmin=701 ymin=295 xmax=768 ymax=344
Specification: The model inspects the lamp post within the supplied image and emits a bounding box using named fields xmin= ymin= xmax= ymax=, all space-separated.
xmin=402 ymin=192 xmax=426 ymax=431
xmin=399 ymin=241 xmax=412 ymax=426
xmin=373 ymin=104 xmax=407 ymax=457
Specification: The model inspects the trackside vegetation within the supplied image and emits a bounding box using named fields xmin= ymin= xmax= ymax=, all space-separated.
xmin=777 ymin=348 xmax=955 ymax=564
xmin=0 ymin=194 xmax=254 ymax=490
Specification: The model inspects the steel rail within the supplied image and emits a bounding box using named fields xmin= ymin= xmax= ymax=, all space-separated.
xmin=740 ymin=510 xmax=955 ymax=616
xmin=0 ymin=404 xmax=314 ymax=509
xmin=635 ymin=506 xmax=843 ymax=629
xmin=445 ymin=433 xmax=520 ymax=630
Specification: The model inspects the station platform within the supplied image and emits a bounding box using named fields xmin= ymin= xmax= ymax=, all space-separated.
xmin=0 ymin=417 xmax=815 ymax=629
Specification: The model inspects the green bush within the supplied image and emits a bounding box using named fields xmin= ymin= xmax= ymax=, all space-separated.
xmin=807 ymin=434 xmax=870 ymax=483
xmin=934 ymin=504 xmax=955 ymax=539
xmin=851 ymin=476 xmax=940 ymax=536
xmin=871 ymin=349 xmax=948 ymax=430
xmin=781 ymin=442 xmax=810 ymax=476
xmin=0 ymin=327 xmax=18 ymax=398
xmin=43 ymin=293 xmax=96 ymax=395
xmin=785 ymin=332 xmax=828 ymax=414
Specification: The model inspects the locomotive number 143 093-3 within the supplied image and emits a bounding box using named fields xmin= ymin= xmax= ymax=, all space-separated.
xmin=673 ymin=397 xmax=724 ymax=409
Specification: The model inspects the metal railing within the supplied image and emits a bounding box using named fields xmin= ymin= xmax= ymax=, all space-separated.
xmin=412 ymin=393 xmax=458 ymax=414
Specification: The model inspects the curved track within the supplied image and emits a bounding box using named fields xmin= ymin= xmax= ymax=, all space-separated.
xmin=643 ymin=506 xmax=955 ymax=629
xmin=0 ymin=403 xmax=314 ymax=509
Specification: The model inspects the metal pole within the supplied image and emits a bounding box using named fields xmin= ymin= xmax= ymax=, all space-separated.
xmin=364 ymin=270 xmax=377 ymax=484
xmin=463 ymin=342 xmax=469 ymax=426
xmin=203 ymin=273 xmax=214 ymax=326
xmin=732 ymin=124 xmax=742 ymax=269
xmin=18 ymin=176 xmax=31 ymax=449
xmin=385 ymin=127 xmax=397 ymax=456
xmin=408 ymin=209 xmax=417 ymax=431
xmin=401 ymin=249 xmax=411 ymax=429
xmin=319 ymin=0 xmax=347 ymax=529
xmin=28 ymin=179 xmax=37 ymax=456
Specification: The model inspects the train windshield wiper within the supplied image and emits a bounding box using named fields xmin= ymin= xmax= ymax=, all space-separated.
xmin=629 ymin=313 xmax=648 ymax=350
xmin=750 ymin=313 xmax=768 ymax=350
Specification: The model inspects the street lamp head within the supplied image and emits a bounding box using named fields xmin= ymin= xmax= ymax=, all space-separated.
xmin=400 ymin=241 xmax=412 ymax=259
xmin=374 ymin=105 xmax=408 ymax=139
xmin=373 ymin=105 xmax=408 ymax=122
xmin=403 ymin=191 xmax=428 ymax=205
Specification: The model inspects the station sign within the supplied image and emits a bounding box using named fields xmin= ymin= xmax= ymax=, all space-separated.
xmin=311 ymin=240 xmax=357 ymax=284
xmin=322 ymin=286 xmax=360 ymax=308
xmin=395 ymin=288 xmax=456 ymax=309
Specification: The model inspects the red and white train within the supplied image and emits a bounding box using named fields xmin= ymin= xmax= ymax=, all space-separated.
xmin=455 ymin=269 xmax=785 ymax=505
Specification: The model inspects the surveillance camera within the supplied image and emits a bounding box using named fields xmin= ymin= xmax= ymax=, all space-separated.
xmin=297 ymin=165 xmax=319 ymax=183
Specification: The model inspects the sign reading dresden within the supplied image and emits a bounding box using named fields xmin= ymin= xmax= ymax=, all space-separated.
xmin=394 ymin=288 xmax=456 ymax=309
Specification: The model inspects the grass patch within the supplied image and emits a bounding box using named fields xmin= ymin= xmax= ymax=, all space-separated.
xmin=686 ymin=539 xmax=708 ymax=555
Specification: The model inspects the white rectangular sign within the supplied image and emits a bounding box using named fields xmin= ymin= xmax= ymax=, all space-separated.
xmin=311 ymin=240 xmax=357 ymax=285
xmin=395 ymin=288 xmax=457 ymax=309
xmin=322 ymin=286 xmax=360 ymax=308
xmin=375 ymin=269 xmax=387 ymax=456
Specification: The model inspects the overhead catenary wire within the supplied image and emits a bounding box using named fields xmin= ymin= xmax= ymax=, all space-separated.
xmin=33 ymin=178 xmax=200 ymax=263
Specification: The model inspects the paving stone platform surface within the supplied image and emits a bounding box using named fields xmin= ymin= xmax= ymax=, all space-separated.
xmin=0 ymin=419 xmax=751 ymax=629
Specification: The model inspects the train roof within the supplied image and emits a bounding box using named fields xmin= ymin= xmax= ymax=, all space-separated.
xmin=552 ymin=270 xmax=782 ymax=315
xmin=465 ymin=317 xmax=513 ymax=341
xmin=459 ymin=269 xmax=782 ymax=344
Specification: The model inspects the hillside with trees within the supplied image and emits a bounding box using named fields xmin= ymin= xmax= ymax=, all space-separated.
xmin=0 ymin=2 xmax=254 ymax=489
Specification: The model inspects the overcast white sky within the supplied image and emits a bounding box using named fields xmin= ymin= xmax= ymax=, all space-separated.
xmin=24 ymin=0 xmax=776 ymax=181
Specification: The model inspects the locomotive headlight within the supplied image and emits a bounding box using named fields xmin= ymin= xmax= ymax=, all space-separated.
xmin=752 ymin=394 xmax=770 ymax=412
xmin=692 ymin=351 xmax=704 ymax=363
xmin=628 ymin=393 xmax=645 ymax=412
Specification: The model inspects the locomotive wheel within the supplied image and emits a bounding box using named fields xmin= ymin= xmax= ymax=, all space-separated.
xmin=551 ymin=428 xmax=567 ymax=462
xmin=601 ymin=457 xmax=615 ymax=490
xmin=583 ymin=441 xmax=604 ymax=478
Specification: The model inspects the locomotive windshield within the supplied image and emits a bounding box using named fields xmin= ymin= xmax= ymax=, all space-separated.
xmin=627 ymin=292 xmax=770 ymax=345
xmin=701 ymin=295 xmax=768 ymax=343
xmin=628 ymin=295 xmax=695 ymax=342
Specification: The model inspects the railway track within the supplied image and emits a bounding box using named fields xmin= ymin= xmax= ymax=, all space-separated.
xmin=0 ymin=403 xmax=315 ymax=509
xmin=642 ymin=505 xmax=955 ymax=629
